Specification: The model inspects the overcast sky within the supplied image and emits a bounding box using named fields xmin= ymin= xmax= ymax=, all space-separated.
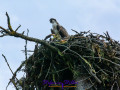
xmin=0 ymin=0 xmax=120 ymax=90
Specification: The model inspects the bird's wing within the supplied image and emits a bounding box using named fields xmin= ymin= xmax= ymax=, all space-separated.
xmin=57 ymin=25 xmax=69 ymax=38
xmin=51 ymin=29 xmax=55 ymax=34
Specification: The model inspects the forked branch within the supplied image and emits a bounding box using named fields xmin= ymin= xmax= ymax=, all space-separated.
xmin=0 ymin=12 xmax=60 ymax=53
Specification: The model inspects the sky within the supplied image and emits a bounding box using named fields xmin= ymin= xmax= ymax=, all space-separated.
xmin=0 ymin=0 xmax=120 ymax=90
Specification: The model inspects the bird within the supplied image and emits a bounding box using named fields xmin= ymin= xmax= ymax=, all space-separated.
xmin=49 ymin=18 xmax=69 ymax=40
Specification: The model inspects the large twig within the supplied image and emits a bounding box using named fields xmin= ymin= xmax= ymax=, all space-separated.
xmin=83 ymin=56 xmax=120 ymax=67
xmin=0 ymin=12 xmax=60 ymax=53
xmin=0 ymin=26 xmax=58 ymax=51
xmin=6 ymin=12 xmax=13 ymax=32
xmin=2 ymin=54 xmax=14 ymax=74
xmin=2 ymin=54 xmax=19 ymax=90
xmin=25 ymin=29 xmax=29 ymax=60
xmin=6 ymin=60 xmax=26 ymax=90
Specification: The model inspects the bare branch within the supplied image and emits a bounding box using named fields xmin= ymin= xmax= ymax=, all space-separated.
xmin=6 ymin=60 xmax=26 ymax=90
xmin=2 ymin=54 xmax=19 ymax=90
xmin=6 ymin=12 xmax=13 ymax=32
xmin=25 ymin=29 xmax=29 ymax=60
xmin=15 ymin=25 xmax=21 ymax=32
xmin=0 ymin=12 xmax=60 ymax=53
xmin=0 ymin=34 xmax=8 ymax=37
xmin=21 ymin=50 xmax=34 ymax=52
xmin=2 ymin=54 xmax=14 ymax=74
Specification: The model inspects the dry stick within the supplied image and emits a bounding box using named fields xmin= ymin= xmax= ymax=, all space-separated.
xmin=95 ymin=64 xmax=108 ymax=76
xmin=0 ymin=26 xmax=58 ymax=52
xmin=6 ymin=12 xmax=13 ymax=32
xmin=2 ymin=54 xmax=14 ymax=74
xmin=0 ymin=27 xmax=60 ymax=54
xmin=23 ymin=29 xmax=28 ymax=89
xmin=111 ymin=81 xmax=120 ymax=90
xmin=38 ymin=56 xmax=45 ymax=78
xmin=0 ymin=12 xmax=60 ymax=53
xmin=45 ymin=52 xmax=53 ymax=79
xmin=9 ymin=79 xmax=18 ymax=90
xmin=21 ymin=50 xmax=34 ymax=52
xmin=15 ymin=25 xmax=21 ymax=32
xmin=2 ymin=54 xmax=19 ymax=90
xmin=0 ymin=34 xmax=8 ymax=37
xmin=83 ymin=56 xmax=120 ymax=67
xmin=6 ymin=60 xmax=26 ymax=89
xmin=71 ymin=29 xmax=80 ymax=34
xmin=25 ymin=29 xmax=29 ymax=60
xmin=23 ymin=29 xmax=29 ymax=90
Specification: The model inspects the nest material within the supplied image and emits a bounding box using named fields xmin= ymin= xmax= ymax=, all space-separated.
xmin=20 ymin=31 xmax=120 ymax=90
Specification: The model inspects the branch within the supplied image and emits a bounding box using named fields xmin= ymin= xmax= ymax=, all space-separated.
xmin=83 ymin=56 xmax=120 ymax=67
xmin=15 ymin=25 xmax=21 ymax=32
xmin=0 ymin=34 xmax=8 ymax=37
xmin=2 ymin=54 xmax=19 ymax=90
xmin=2 ymin=54 xmax=14 ymax=74
xmin=6 ymin=60 xmax=26 ymax=90
xmin=6 ymin=12 xmax=13 ymax=32
xmin=25 ymin=29 xmax=29 ymax=60
xmin=0 ymin=12 xmax=60 ymax=53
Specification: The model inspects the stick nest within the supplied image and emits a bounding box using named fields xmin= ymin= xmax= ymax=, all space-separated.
xmin=18 ymin=31 xmax=120 ymax=90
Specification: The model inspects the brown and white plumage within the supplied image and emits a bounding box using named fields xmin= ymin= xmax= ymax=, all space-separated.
xmin=50 ymin=18 xmax=69 ymax=38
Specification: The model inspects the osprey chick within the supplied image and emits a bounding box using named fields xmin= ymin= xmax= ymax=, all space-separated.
xmin=50 ymin=18 xmax=69 ymax=38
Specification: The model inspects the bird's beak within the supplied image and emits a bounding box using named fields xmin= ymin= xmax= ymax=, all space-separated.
xmin=50 ymin=19 xmax=52 ymax=23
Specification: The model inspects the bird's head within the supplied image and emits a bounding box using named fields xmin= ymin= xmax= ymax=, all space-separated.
xmin=49 ymin=18 xmax=58 ymax=24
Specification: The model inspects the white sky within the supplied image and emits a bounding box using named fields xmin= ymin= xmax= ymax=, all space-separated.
xmin=0 ymin=0 xmax=120 ymax=90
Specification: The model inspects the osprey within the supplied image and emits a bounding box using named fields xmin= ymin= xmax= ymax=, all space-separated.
xmin=49 ymin=18 xmax=69 ymax=39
